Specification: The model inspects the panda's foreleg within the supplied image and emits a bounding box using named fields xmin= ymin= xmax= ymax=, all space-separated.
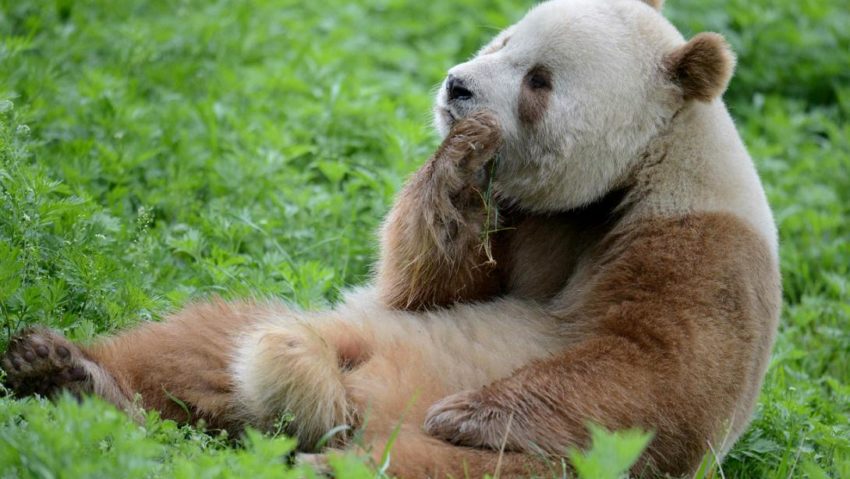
xmin=422 ymin=335 xmax=700 ymax=476
xmin=376 ymin=110 xmax=506 ymax=310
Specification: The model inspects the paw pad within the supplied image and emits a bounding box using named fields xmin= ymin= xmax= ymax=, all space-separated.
xmin=1 ymin=327 xmax=92 ymax=399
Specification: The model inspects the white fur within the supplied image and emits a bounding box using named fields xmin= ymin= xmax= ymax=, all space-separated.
xmin=435 ymin=0 xmax=776 ymax=255
xmin=626 ymin=100 xmax=778 ymax=255
xmin=231 ymin=313 xmax=350 ymax=448
xmin=436 ymin=0 xmax=682 ymax=211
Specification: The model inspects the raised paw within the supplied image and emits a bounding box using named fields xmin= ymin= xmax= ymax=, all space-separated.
xmin=423 ymin=389 xmax=519 ymax=450
xmin=438 ymin=110 xmax=503 ymax=189
xmin=1 ymin=327 xmax=93 ymax=399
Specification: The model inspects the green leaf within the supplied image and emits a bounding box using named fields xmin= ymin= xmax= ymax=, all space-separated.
xmin=568 ymin=424 xmax=653 ymax=479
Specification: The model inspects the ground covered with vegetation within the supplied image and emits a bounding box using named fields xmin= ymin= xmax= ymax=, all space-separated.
xmin=1 ymin=0 xmax=848 ymax=477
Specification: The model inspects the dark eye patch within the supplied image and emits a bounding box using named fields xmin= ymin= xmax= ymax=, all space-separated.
xmin=518 ymin=65 xmax=553 ymax=126
xmin=525 ymin=65 xmax=553 ymax=91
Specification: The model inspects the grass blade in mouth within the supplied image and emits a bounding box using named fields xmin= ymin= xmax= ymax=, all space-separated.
xmin=479 ymin=152 xmax=502 ymax=265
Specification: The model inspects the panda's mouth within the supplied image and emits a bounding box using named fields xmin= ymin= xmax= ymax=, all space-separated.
xmin=439 ymin=106 xmax=457 ymax=126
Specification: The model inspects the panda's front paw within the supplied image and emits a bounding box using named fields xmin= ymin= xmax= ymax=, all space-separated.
xmin=423 ymin=389 xmax=517 ymax=450
xmin=438 ymin=110 xmax=502 ymax=191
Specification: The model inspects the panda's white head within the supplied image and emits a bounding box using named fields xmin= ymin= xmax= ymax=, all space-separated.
xmin=434 ymin=0 xmax=735 ymax=212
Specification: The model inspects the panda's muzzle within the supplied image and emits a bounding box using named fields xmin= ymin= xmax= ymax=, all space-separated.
xmin=446 ymin=75 xmax=474 ymax=101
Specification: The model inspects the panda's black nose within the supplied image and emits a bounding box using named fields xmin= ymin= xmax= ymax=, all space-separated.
xmin=447 ymin=75 xmax=473 ymax=101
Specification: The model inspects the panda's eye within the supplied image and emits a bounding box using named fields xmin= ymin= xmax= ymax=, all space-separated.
xmin=529 ymin=74 xmax=549 ymax=89
xmin=526 ymin=66 xmax=552 ymax=91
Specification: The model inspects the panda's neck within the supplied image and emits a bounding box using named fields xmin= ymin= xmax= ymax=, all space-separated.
xmin=623 ymin=100 xmax=778 ymax=257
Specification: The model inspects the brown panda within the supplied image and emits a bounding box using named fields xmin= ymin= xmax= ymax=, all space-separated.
xmin=2 ymin=0 xmax=780 ymax=476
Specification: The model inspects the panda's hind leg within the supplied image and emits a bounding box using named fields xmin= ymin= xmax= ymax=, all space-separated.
xmin=1 ymin=299 xmax=277 ymax=433
xmin=1 ymin=327 xmax=125 ymax=405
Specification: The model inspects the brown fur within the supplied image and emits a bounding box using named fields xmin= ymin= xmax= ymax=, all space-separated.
xmin=424 ymin=212 xmax=780 ymax=476
xmin=376 ymin=110 xmax=628 ymax=311
xmin=376 ymin=111 xmax=504 ymax=310
xmin=85 ymin=299 xmax=272 ymax=433
xmin=360 ymin=427 xmax=556 ymax=478
xmin=663 ymin=32 xmax=736 ymax=102
xmin=518 ymin=65 xmax=553 ymax=126
xmin=1 ymin=327 xmax=134 ymax=412
xmin=500 ymin=188 xmax=629 ymax=302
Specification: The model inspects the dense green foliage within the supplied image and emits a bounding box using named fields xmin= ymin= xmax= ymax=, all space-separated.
xmin=1 ymin=0 xmax=848 ymax=477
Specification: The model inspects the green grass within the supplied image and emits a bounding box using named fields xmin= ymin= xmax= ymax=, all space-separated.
xmin=1 ymin=0 xmax=848 ymax=477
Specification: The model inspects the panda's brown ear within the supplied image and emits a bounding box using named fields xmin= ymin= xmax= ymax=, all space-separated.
xmin=640 ymin=0 xmax=664 ymax=10
xmin=663 ymin=32 xmax=736 ymax=102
